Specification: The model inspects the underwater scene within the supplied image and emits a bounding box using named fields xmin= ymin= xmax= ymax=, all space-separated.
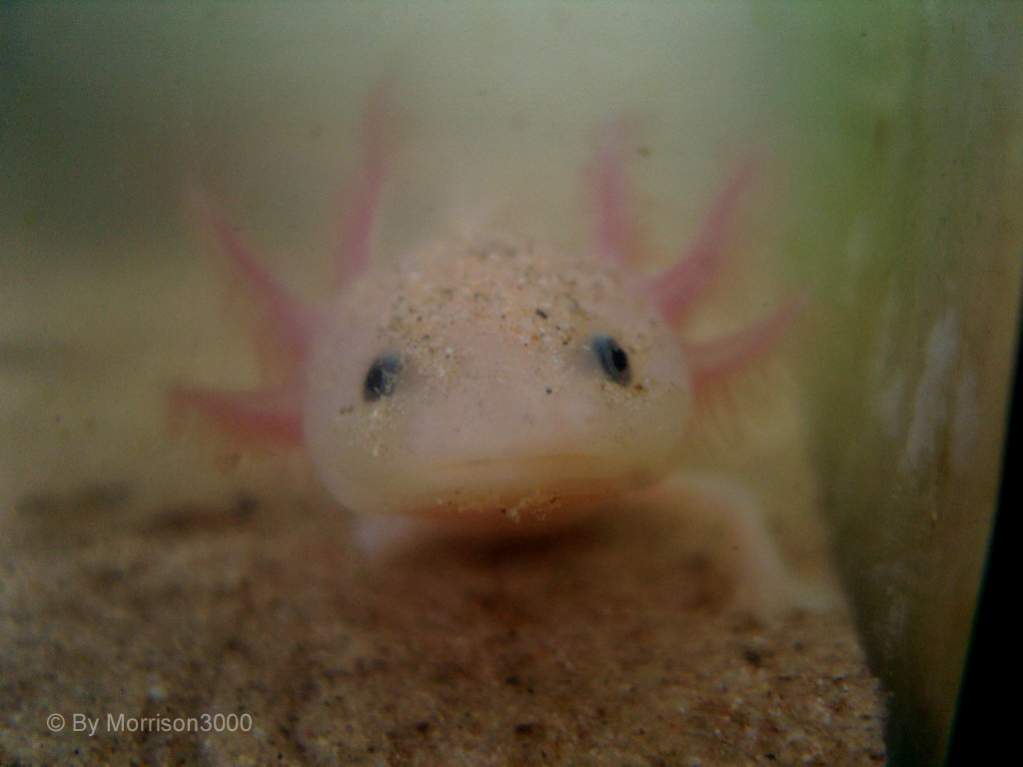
xmin=2 ymin=3 xmax=1020 ymax=766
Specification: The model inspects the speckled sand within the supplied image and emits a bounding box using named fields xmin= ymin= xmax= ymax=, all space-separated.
xmin=1 ymin=481 xmax=884 ymax=766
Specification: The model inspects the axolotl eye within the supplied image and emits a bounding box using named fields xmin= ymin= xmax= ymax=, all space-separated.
xmin=363 ymin=353 xmax=402 ymax=401
xmin=590 ymin=334 xmax=631 ymax=386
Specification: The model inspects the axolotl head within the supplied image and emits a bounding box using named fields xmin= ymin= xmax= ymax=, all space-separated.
xmin=172 ymin=95 xmax=793 ymax=535
xmin=303 ymin=234 xmax=692 ymax=532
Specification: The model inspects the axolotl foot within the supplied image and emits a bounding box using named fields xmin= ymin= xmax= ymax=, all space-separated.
xmin=639 ymin=474 xmax=839 ymax=618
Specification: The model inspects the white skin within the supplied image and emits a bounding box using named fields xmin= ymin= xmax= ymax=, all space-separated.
xmin=172 ymin=88 xmax=807 ymax=610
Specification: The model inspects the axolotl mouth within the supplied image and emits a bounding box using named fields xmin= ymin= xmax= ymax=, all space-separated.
xmin=388 ymin=452 xmax=660 ymax=534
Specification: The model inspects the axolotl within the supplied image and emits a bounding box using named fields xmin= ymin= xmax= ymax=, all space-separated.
xmin=172 ymin=92 xmax=801 ymax=601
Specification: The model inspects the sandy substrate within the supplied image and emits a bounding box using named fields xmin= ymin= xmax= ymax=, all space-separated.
xmin=1 ymin=478 xmax=885 ymax=767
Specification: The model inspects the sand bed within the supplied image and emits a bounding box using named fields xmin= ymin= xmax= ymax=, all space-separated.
xmin=1 ymin=478 xmax=885 ymax=766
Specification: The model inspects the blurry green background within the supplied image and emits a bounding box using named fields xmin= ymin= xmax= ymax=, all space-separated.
xmin=3 ymin=2 xmax=1021 ymax=765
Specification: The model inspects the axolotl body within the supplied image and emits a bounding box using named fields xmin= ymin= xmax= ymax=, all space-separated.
xmin=173 ymin=93 xmax=799 ymax=567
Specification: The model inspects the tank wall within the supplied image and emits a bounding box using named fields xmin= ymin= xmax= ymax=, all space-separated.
xmin=758 ymin=3 xmax=1023 ymax=763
